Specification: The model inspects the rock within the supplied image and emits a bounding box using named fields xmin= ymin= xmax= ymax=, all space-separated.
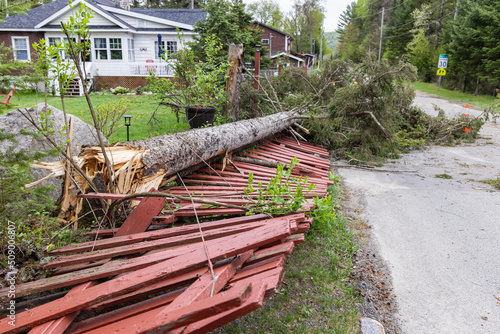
xmin=0 ymin=103 xmax=107 ymax=201
xmin=360 ymin=317 xmax=385 ymax=334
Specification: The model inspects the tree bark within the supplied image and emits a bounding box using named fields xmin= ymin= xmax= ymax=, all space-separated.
xmin=224 ymin=44 xmax=244 ymax=122
xmin=127 ymin=111 xmax=301 ymax=177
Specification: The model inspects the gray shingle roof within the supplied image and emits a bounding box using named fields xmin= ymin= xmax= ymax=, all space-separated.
xmin=0 ymin=0 xmax=206 ymax=30
xmin=130 ymin=8 xmax=206 ymax=26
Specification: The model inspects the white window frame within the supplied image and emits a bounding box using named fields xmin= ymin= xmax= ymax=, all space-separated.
xmin=48 ymin=37 xmax=63 ymax=59
xmin=128 ymin=38 xmax=135 ymax=62
xmin=155 ymin=40 xmax=177 ymax=59
xmin=12 ymin=36 xmax=30 ymax=61
xmin=94 ymin=37 xmax=123 ymax=61
xmin=94 ymin=37 xmax=108 ymax=60
xmin=109 ymin=38 xmax=123 ymax=60
xmin=262 ymin=39 xmax=269 ymax=45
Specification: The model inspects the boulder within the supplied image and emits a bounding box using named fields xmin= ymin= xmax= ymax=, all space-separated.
xmin=0 ymin=103 xmax=107 ymax=201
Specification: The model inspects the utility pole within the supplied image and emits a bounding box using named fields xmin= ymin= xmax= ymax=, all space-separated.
xmin=269 ymin=33 xmax=272 ymax=57
xmin=454 ymin=0 xmax=460 ymax=20
xmin=318 ymin=15 xmax=324 ymax=70
xmin=191 ymin=0 xmax=194 ymax=9
xmin=378 ymin=7 xmax=384 ymax=63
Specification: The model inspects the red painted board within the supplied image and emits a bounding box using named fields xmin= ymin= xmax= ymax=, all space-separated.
xmin=28 ymin=282 xmax=93 ymax=334
xmin=83 ymin=283 xmax=258 ymax=334
xmin=297 ymin=223 xmax=311 ymax=233
xmin=0 ymin=219 xmax=291 ymax=332
xmin=84 ymin=229 xmax=115 ymax=237
xmin=79 ymin=193 xmax=144 ymax=201
xmin=68 ymin=288 xmax=184 ymax=334
xmin=51 ymin=214 xmax=269 ymax=255
xmin=286 ymin=233 xmax=305 ymax=245
xmin=273 ymin=137 xmax=329 ymax=157
xmin=175 ymin=280 xmax=268 ymax=334
xmin=86 ymin=270 xmax=202 ymax=313
xmin=232 ymin=256 xmax=285 ymax=282
xmin=164 ymin=250 xmax=253 ymax=312
xmin=245 ymin=241 xmax=294 ymax=266
xmin=173 ymin=208 xmax=247 ymax=217
xmin=151 ymin=215 xmax=176 ymax=225
xmin=115 ymin=188 xmax=165 ymax=237
xmin=227 ymin=267 xmax=285 ymax=298
xmin=46 ymin=222 xmax=262 ymax=269
xmin=257 ymin=144 xmax=331 ymax=169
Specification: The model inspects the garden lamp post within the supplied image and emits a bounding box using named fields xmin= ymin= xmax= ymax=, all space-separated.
xmin=254 ymin=44 xmax=261 ymax=90
xmin=124 ymin=115 xmax=132 ymax=141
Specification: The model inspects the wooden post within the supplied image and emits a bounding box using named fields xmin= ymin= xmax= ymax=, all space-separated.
xmin=225 ymin=44 xmax=244 ymax=122
xmin=254 ymin=46 xmax=261 ymax=90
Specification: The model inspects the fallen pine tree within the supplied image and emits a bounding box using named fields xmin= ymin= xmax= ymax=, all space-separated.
xmin=32 ymin=111 xmax=310 ymax=222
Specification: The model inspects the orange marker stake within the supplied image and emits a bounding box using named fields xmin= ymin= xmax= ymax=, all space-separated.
xmin=464 ymin=127 xmax=471 ymax=133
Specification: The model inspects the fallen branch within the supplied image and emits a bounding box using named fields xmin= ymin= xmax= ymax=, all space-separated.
xmin=292 ymin=122 xmax=310 ymax=135
xmin=348 ymin=111 xmax=392 ymax=140
xmin=232 ymin=156 xmax=290 ymax=169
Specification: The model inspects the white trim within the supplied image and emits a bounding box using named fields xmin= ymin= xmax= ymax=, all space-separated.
xmin=11 ymin=36 xmax=30 ymax=61
xmin=271 ymin=52 xmax=304 ymax=63
xmin=101 ymin=5 xmax=194 ymax=30
xmin=35 ymin=0 xmax=129 ymax=30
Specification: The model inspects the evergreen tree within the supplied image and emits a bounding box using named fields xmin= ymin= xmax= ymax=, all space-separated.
xmin=191 ymin=0 xmax=261 ymax=62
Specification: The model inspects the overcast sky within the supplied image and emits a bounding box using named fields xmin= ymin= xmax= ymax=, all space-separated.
xmin=241 ymin=0 xmax=354 ymax=33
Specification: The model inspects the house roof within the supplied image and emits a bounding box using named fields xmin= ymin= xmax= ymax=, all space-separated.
xmin=130 ymin=8 xmax=206 ymax=26
xmin=0 ymin=0 xmax=206 ymax=31
xmin=271 ymin=52 xmax=304 ymax=63
xmin=253 ymin=21 xmax=292 ymax=40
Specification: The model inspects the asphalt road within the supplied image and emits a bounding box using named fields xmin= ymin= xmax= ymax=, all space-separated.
xmin=337 ymin=91 xmax=500 ymax=333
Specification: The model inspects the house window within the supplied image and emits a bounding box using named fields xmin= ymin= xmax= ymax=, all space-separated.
xmin=154 ymin=41 xmax=164 ymax=59
xmin=12 ymin=37 xmax=30 ymax=61
xmin=94 ymin=38 xmax=122 ymax=60
xmin=110 ymin=38 xmax=122 ymax=60
xmin=262 ymin=39 xmax=269 ymax=45
xmin=155 ymin=41 xmax=177 ymax=59
xmin=94 ymin=38 xmax=108 ymax=60
xmin=48 ymin=37 xmax=63 ymax=59
xmin=166 ymin=41 xmax=177 ymax=54
xmin=128 ymin=39 xmax=135 ymax=62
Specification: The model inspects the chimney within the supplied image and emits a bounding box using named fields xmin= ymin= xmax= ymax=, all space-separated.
xmin=116 ymin=0 xmax=130 ymax=11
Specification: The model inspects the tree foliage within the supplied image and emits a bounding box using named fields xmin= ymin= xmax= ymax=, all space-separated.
xmin=191 ymin=0 xmax=261 ymax=62
xmin=335 ymin=0 xmax=499 ymax=95
xmin=246 ymin=0 xmax=284 ymax=30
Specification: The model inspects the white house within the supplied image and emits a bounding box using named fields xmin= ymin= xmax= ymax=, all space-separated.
xmin=0 ymin=0 xmax=206 ymax=95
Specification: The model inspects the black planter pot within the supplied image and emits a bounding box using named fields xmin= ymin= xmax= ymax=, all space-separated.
xmin=186 ymin=106 xmax=216 ymax=129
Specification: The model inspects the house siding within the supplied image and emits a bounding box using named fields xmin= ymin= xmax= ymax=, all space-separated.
xmin=52 ymin=8 xmax=116 ymax=26
xmin=0 ymin=31 xmax=45 ymax=61
xmin=253 ymin=23 xmax=292 ymax=57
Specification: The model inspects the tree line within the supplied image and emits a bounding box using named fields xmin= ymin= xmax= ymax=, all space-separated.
xmin=336 ymin=0 xmax=500 ymax=95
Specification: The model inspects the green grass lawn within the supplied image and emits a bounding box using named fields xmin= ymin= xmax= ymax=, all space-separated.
xmin=0 ymin=91 xmax=189 ymax=143
xmin=413 ymin=82 xmax=497 ymax=110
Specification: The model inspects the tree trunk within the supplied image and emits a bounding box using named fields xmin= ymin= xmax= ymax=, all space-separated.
xmin=224 ymin=44 xmax=244 ymax=122
xmin=474 ymin=77 xmax=480 ymax=96
xmin=461 ymin=73 xmax=466 ymax=93
xmin=127 ymin=111 xmax=301 ymax=177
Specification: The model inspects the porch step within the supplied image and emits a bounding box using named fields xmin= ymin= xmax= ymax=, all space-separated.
xmin=64 ymin=79 xmax=92 ymax=97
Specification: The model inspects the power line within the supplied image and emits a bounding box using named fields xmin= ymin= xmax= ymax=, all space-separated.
xmin=384 ymin=0 xmax=448 ymax=30
xmin=382 ymin=0 xmax=474 ymax=39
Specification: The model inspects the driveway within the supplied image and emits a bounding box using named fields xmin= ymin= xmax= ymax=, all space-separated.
xmin=337 ymin=91 xmax=500 ymax=333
